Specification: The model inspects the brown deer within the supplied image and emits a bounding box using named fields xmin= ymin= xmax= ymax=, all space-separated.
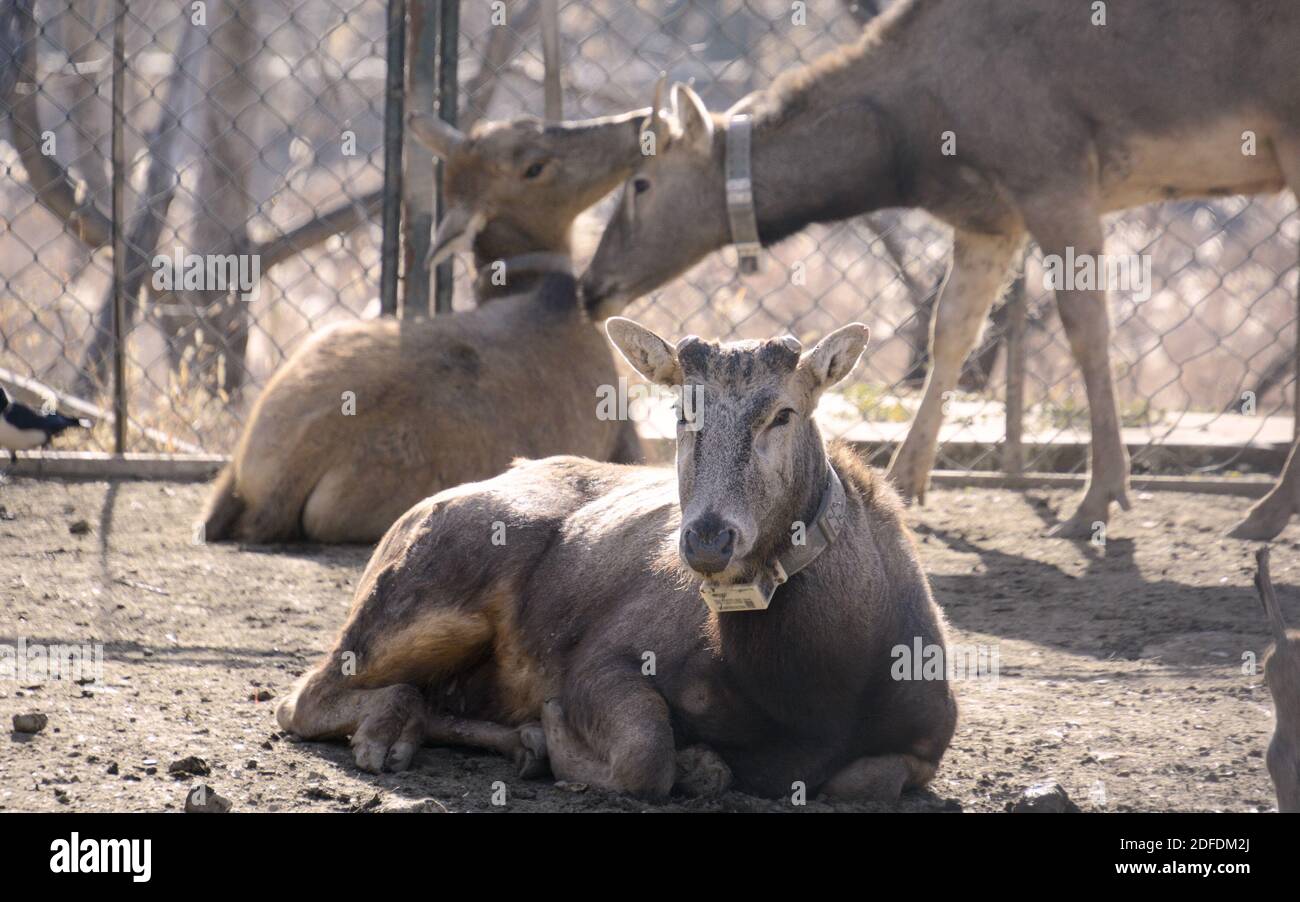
xmin=1253 ymin=547 xmax=1300 ymax=813
xmin=580 ymin=0 xmax=1300 ymax=538
xmin=277 ymin=318 xmax=957 ymax=800
xmin=1231 ymin=448 xmax=1300 ymax=540
xmin=200 ymin=108 xmax=649 ymax=543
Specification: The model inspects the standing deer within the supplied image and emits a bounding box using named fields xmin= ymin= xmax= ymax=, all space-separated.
xmin=580 ymin=0 xmax=1300 ymax=537
xmin=1253 ymin=547 xmax=1299 ymax=813
xmin=277 ymin=318 xmax=957 ymax=800
xmin=1231 ymin=448 xmax=1300 ymax=540
xmin=200 ymin=109 xmax=649 ymax=543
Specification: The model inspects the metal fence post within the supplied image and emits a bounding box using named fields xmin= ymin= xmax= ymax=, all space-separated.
xmin=0 ymin=1 xmax=1292 ymax=477
xmin=432 ymin=0 xmax=459 ymax=314
xmin=403 ymin=0 xmax=437 ymax=319
xmin=1294 ymin=243 xmax=1300 ymax=445
xmin=540 ymin=0 xmax=562 ymax=122
xmin=111 ymin=0 xmax=127 ymax=454
xmin=380 ymin=0 xmax=407 ymax=317
xmin=1002 ymin=266 xmax=1027 ymax=476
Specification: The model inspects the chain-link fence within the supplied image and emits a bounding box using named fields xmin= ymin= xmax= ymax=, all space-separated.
xmin=3 ymin=0 xmax=1298 ymax=478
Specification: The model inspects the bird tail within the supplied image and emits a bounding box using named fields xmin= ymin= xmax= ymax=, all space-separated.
xmin=49 ymin=413 xmax=91 ymax=430
xmin=199 ymin=464 xmax=244 ymax=543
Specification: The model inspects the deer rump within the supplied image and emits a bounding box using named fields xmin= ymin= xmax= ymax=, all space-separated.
xmin=201 ymin=275 xmax=634 ymax=544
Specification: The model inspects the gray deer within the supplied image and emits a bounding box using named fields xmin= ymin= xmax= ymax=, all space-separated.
xmin=581 ymin=0 xmax=1300 ymax=538
xmin=277 ymin=318 xmax=957 ymax=800
xmin=200 ymin=109 xmax=648 ymax=543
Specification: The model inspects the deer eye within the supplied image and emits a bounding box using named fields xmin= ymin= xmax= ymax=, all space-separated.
xmin=523 ymin=161 xmax=546 ymax=179
xmin=769 ymin=408 xmax=796 ymax=428
xmin=633 ymin=177 xmax=651 ymax=195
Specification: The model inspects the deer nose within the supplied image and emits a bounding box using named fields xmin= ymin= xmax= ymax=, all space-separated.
xmin=682 ymin=523 xmax=737 ymax=575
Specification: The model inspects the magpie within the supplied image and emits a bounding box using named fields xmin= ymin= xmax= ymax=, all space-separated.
xmin=0 ymin=387 xmax=92 ymax=463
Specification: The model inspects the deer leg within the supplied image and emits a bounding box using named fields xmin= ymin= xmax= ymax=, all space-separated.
xmin=280 ymin=666 xmax=546 ymax=776
xmin=1232 ymin=140 xmax=1300 ymax=539
xmin=424 ymin=714 xmax=549 ymax=779
xmin=673 ymin=745 xmax=733 ymax=798
xmin=277 ymin=666 xmax=428 ymax=774
xmin=1230 ymin=441 xmax=1300 ymax=539
xmin=278 ymin=596 xmax=500 ymax=773
xmin=820 ymin=753 xmax=937 ymax=802
xmin=888 ymin=229 xmax=1022 ymax=502
xmin=1025 ymin=205 xmax=1132 ymax=538
xmin=301 ymin=463 xmax=423 ymax=544
xmin=540 ymin=674 xmax=677 ymax=799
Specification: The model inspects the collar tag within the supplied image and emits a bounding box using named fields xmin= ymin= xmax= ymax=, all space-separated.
xmin=700 ymin=560 xmax=787 ymax=614
xmin=698 ymin=461 xmax=848 ymax=615
xmin=488 ymin=251 xmax=574 ymax=278
xmin=724 ymin=114 xmax=762 ymax=275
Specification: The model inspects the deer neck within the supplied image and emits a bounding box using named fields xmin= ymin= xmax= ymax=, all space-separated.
xmin=743 ymin=55 xmax=912 ymax=247
xmin=472 ymin=220 xmax=574 ymax=303
xmin=705 ymin=443 xmax=838 ymax=619
xmin=708 ymin=450 xmax=861 ymax=713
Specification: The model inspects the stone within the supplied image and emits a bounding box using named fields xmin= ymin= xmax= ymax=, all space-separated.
xmin=184 ymin=784 xmax=232 ymax=813
xmin=1009 ymin=781 xmax=1080 ymax=813
xmin=12 ymin=712 xmax=47 ymax=734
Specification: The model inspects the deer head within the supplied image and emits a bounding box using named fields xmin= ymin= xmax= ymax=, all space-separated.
xmin=607 ymin=316 xmax=869 ymax=584
xmin=408 ymin=107 xmax=652 ymax=275
xmin=581 ymin=82 xmax=730 ymax=320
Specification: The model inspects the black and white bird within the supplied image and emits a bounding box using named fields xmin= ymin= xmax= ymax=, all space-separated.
xmin=0 ymin=387 xmax=92 ymax=463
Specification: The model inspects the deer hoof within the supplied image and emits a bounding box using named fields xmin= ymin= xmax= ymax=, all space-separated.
xmin=350 ymin=685 xmax=424 ymax=773
xmin=1228 ymin=509 xmax=1291 ymax=541
xmin=887 ymin=467 xmax=927 ymax=504
xmin=385 ymin=740 xmax=420 ymax=773
xmin=885 ymin=447 xmax=931 ymax=504
xmin=514 ymin=722 xmax=549 ymax=779
xmin=1047 ymin=512 xmax=1103 ymax=540
xmin=352 ymin=737 xmax=391 ymax=774
xmin=674 ymin=745 xmax=732 ymax=798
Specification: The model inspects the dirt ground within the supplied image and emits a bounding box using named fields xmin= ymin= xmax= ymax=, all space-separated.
xmin=0 ymin=474 xmax=1290 ymax=813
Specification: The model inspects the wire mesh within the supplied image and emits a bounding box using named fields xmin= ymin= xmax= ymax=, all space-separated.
xmin=2 ymin=0 xmax=1297 ymax=478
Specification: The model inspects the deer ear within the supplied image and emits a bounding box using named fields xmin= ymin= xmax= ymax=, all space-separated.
xmin=605 ymin=317 xmax=682 ymax=386
xmin=645 ymin=75 xmax=671 ymax=150
xmin=671 ymin=83 xmax=713 ymax=154
xmin=800 ymin=323 xmax=870 ymax=392
xmin=428 ymin=207 xmax=484 ymax=266
xmin=408 ymin=112 xmax=465 ymax=159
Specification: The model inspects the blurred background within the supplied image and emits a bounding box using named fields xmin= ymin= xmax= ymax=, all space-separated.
xmin=2 ymin=0 xmax=1297 ymax=475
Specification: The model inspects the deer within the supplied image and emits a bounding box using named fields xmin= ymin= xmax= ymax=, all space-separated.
xmin=580 ymin=0 xmax=1300 ymax=538
xmin=1230 ymin=448 xmax=1300 ymax=540
xmin=276 ymin=317 xmax=958 ymax=801
xmin=1253 ymin=547 xmax=1300 ymax=813
xmin=200 ymin=107 xmax=650 ymax=543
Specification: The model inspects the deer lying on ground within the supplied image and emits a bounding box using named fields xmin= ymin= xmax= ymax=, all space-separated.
xmin=200 ymin=108 xmax=649 ymax=543
xmin=1253 ymin=547 xmax=1299 ymax=812
xmin=581 ymin=0 xmax=1300 ymax=538
xmin=277 ymin=318 xmax=957 ymax=800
